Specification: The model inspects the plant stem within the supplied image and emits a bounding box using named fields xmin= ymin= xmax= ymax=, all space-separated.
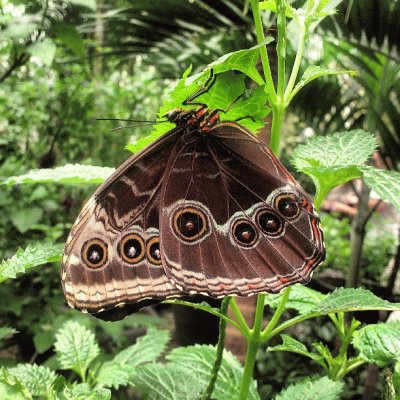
xmin=230 ymin=298 xmax=251 ymax=338
xmin=249 ymin=0 xmax=276 ymax=101
xmin=202 ymin=297 xmax=231 ymax=400
xmin=238 ymin=294 xmax=265 ymax=400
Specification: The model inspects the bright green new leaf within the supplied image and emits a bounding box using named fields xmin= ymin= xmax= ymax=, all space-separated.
xmin=96 ymin=328 xmax=170 ymax=389
xmin=292 ymin=130 xmax=377 ymax=206
xmin=0 ymin=327 xmax=17 ymax=342
xmin=55 ymin=321 xmax=100 ymax=377
xmin=353 ymin=322 xmax=400 ymax=367
xmin=288 ymin=66 xmax=356 ymax=104
xmin=69 ymin=0 xmax=97 ymax=11
xmin=57 ymin=383 xmax=111 ymax=400
xmin=3 ymin=164 xmax=114 ymax=186
xmin=275 ymin=376 xmax=344 ymax=400
xmin=361 ymin=167 xmax=400 ymax=213
xmin=134 ymin=345 xmax=260 ymax=400
xmin=265 ymin=284 xmax=326 ymax=314
xmin=311 ymin=288 xmax=400 ymax=315
xmin=0 ymin=367 xmax=32 ymax=400
xmin=8 ymin=364 xmax=58 ymax=398
xmin=0 ymin=242 xmax=63 ymax=283
xmin=268 ymin=334 xmax=325 ymax=366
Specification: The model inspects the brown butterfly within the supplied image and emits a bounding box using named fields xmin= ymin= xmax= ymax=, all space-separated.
xmin=61 ymin=77 xmax=325 ymax=320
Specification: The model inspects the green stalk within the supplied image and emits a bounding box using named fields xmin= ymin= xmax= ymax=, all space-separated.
xmin=202 ymin=297 xmax=231 ymax=400
xmin=238 ymin=294 xmax=266 ymax=400
xmin=230 ymin=298 xmax=251 ymax=338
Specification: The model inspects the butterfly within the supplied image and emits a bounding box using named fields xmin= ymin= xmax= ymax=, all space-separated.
xmin=61 ymin=74 xmax=325 ymax=320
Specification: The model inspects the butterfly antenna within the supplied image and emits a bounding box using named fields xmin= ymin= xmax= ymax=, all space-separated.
xmin=108 ymin=121 xmax=169 ymax=133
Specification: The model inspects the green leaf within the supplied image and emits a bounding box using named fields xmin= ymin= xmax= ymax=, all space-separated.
xmin=69 ymin=0 xmax=97 ymax=11
xmin=96 ymin=328 xmax=170 ymax=389
xmin=55 ymin=321 xmax=100 ymax=376
xmin=27 ymin=40 xmax=57 ymax=66
xmin=311 ymin=288 xmax=400 ymax=315
xmin=134 ymin=345 xmax=260 ymax=400
xmin=3 ymin=164 xmax=114 ymax=186
xmin=353 ymin=322 xmax=400 ymax=367
xmin=207 ymin=39 xmax=274 ymax=85
xmin=289 ymin=66 xmax=356 ymax=104
xmin=0 ymin=327 xmax=17 ymax=342
xmin=53 ymin=23 xmax=86 ymax=58
xmin=0 ymin=242 xmax=63 ymax=283
xmin=259 ymin=1 xmax=296 ymax=18
xmin=361 ymin=167 xmax=400 ymax=213
xmin=292 ymin=130 xmax=377 ymax=205
xmin=10 ymin=207 xmax=43 ymax=233
xmin=0 ymin=367 xmax=32 ymax=400
xmin=268 ymin=334 xmax=325 ymax=365
xmin=275 ymin=376 xmax=344 ymax=400
xmin=266 ymin=284 xmax=326 ymax=314
xmin=54 ymin=382 xmax=111 ymax=400
xmin=9 ymin=364 xmax=57 ymax=397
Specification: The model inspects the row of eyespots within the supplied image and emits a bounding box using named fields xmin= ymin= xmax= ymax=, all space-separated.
xmin=81 ymin=235 xmax=161 ymax=270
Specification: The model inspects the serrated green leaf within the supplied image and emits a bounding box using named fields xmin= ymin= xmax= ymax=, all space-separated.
xmin=0 ymin=367 xmax=32 ymax=400
xmin=3 ymin=164 xmax=114 ymax=186
xmin=268 ymin=334 xmax=325 ymax=365
xmin=361 ymin=167 xmax=400 ymax=213
xmin=56 ymin=383 xmax=111 ymax=400
xmin=275 ymin=376 xmax=344 ymax=400
xmin=353 ymin=322 xmax=400 ymax=367
xmin=9 ymin=364 xmax=58 ymax=397
xmin=134 ymin=345 xmax=260 ymax=400
xmin=289 ymin=66 xmax=355 ymax=104
xmin=69 ymin=0 xmax=97 ymax=11
xmin=0 ymin=242 xmax=63 ymax=283
xmin=0 ymin=327 xmax=17 ymax=342
xmin=55 ymin=321 xmax=100 ymax=376
xmin=266 ymin=284 xmax=326 ymax=314
xmin=311 ymin=288 xmax=400 ymax=315
xmin=53 ymin=23 xmax=86 ymax=58
xmin=96 ymin=328 xmax=170 ymax=389
xmin=292 ymin=130 xmax=377 ymax=205
xmin=27 ymin=40 xmax=57 ymax=66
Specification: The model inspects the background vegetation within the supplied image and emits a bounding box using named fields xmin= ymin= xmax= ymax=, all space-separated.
xmin=0 ymin=0 xmax=399 ymax=399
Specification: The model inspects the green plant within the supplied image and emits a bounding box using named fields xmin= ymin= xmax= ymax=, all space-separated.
xmin=1 ymin=1 xmax=400 ymax=399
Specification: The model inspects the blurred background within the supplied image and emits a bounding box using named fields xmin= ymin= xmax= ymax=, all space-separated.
xmin=0 ymin=1 xmax=399 ymax=399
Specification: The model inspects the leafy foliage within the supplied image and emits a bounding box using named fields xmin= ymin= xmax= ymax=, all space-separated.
xmin=0 ymin=242 xmax=63 ymax=283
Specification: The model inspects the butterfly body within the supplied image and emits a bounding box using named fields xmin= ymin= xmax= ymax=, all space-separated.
xmin=62 ymin=105 xmax=325 ymax=319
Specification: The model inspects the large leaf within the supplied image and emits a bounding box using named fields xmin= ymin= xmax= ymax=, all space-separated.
xmin=53 ymin=23 xmax=86 ymax=58
xmin=27 ymin=40 xmax=57 ymax=66
xmin=0 ymin=367 xmax=32 ymax=400
xmin=0 ymin=242 xmax=63 ymax=283
xmin=265 ymin=285 xmax=326 ymax=314
xmin=134 ymin=345 xmax=260 ymax=400
xmin=8 ymin=364 xmax=57 ymax=398
xmin=96 ymin=328 xmax=170 ymax=389
xmin=275 ymin=376 xmax=344 ymax=400
xmin=3 ymin=164 xmax=114 ymax=186
xmin=353 ymin=322 xmax=400 ymax=367
xmin=54 ymin=321 xmax=100 ymax=376
xmin=361 ymin=167 xmax=400 ymax=213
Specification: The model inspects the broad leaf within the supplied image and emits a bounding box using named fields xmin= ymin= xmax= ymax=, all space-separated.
xmin=361 ymin=167 xmax=400 ymax=213
xmin=265 ymin=284 xmax=326 ymax=314
xmin=96 ymin=328 xmax=169 ymax=389
xmin=3 ymin=164 xmax=114 ymax=186
xmin=353 ymin=322 xmax=400 ymax=367
xmin=53 ymin=23 xmax=86 ymax=58
xmin=27 ymin=40 xmax=57 ymax=66
xmin=134 ymin=345 xmax=260 ymax=400
xmin=9 ymin=364 xmax=57 ymax=398
xmin=0 ymin=242 xmax=63 ymax=283
xmin=10 ymin=208 xmax=43 ymax=233
xmin=0 ymin=367 xmax=32 ymax=400
xmin=268 ymin=334 xmax=325 ymax=365
xmin=275 ymin=376 xmax=344 ymax=400
xmin=55 ymin=321 xmax=100 ymax=376
xmin=289 ymin=66 xmax=356 ymax=104
xmin=55 ymin=382 xmax=111 ymax=400
xmin=311 ymin=288 xmax=400 ymax=315
xmin=0 ymin=327 xmax=17 ymax=342
xmin=292 ymin=130 xmax=377 ymax=205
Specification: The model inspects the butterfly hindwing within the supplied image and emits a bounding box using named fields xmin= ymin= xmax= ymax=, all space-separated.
xmin=160 ymin=122 xmax=325 ymax=297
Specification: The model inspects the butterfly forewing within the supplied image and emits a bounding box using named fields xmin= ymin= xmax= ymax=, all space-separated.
xmin=61 ymin=128 xmax=184 ymax=317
